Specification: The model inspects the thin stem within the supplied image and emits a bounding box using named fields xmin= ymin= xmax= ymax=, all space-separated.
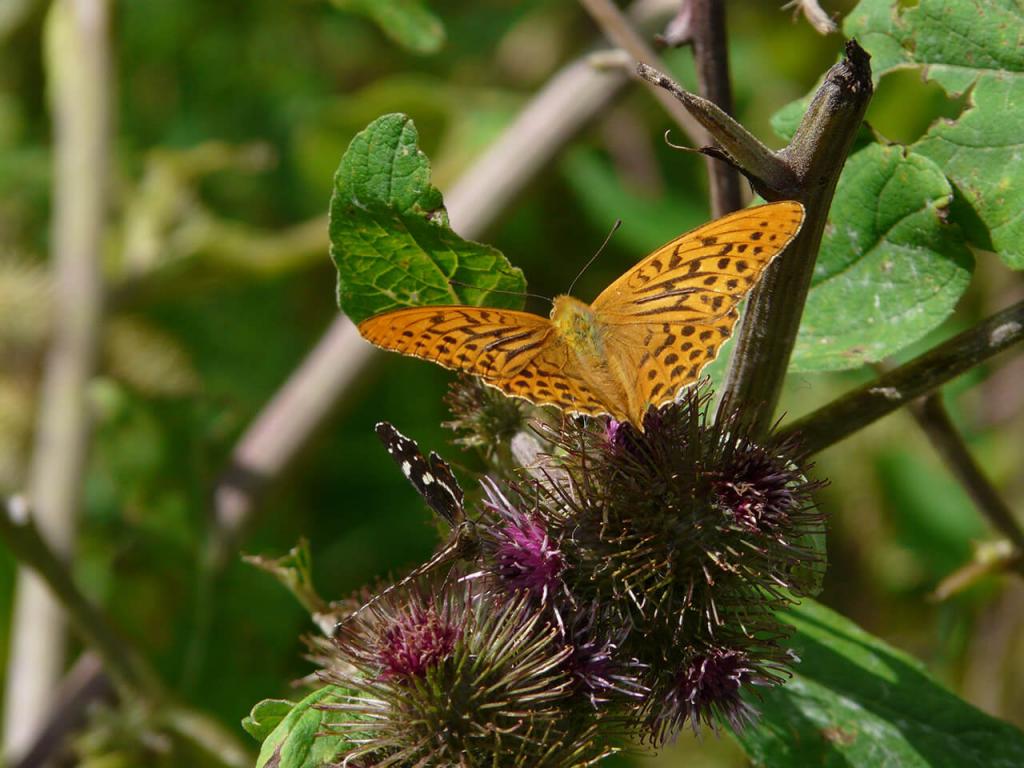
xmin=783 ymin=0 xmax=838 ymax=35
xmin=635 ymin=63 xmax=796 ymax=193
xmin=1 ymin=499 xmax=163 ymax=699
xmin=689 ymin=0 xmax=742 ymax=217
xmin=911 ymin=393 xmax=1024 ymax=553
xmin=12 ymin=654 xmax=112 ymax=768
xmin=778 ymin=299 xmax=1024 ymax=454
xmin=578 ymin=0 xmax=706 ymax=146
xmin=0 ymin=498 xmax=254 ymax=767
xmin=5 ymin=0 xmax=110 ymax=757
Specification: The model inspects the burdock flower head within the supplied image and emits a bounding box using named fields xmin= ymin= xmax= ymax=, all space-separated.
xmin=564 ymin=607 xmax=647 ymax=709
xmin=444 ymin=375 xmax=531 ymax=463
xmin=478 ymin=479 xmax=568 ymax=609
xmin=536 ymin=387 xmax=825 ymax=740
xmin=647 ymin=646 xmax=788 ymax=743
xmin=377 ymin=600 xmax=459 ymax=680
xmin=323 ymin=579 xmax=610 ymax=766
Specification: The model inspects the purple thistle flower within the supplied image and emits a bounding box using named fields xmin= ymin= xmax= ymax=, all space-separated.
xmin=716 ymin=447 xmax=802 ymax=533
xmin=378 ymin=602 xmax=460 ymax=680
xmin=565 ymin=609 xmax=647 ymax=708
xmin=482 ymin=479 xmax=566 ymax=605
xmin=651 ymin=648 xmax=774 ymax=742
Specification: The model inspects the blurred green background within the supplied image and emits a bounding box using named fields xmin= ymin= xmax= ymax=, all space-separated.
xmin=1 ymin=0 xmax=1022 ymax=764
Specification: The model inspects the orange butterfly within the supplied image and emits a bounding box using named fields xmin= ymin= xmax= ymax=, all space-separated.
xmin=357 ymin=202 xmax=805 ymax=428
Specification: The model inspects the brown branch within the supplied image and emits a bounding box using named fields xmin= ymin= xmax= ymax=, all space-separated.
xmin=689 ymin=0 xmax=743 ymax=217
xmin=778 ymin=299 xmax=1024 ymax=453
xmin=577 ymin=0 xmax=706 ymax=146
xmin=4 ymin=0 xmax=111 ymax=757
xmin=639 ymin=42 xmax=872 ymax=436
xmin=716 ymin=41 xmax=871 ymax=435
xmin=911 ymin=393 xmax=1024 ymax=553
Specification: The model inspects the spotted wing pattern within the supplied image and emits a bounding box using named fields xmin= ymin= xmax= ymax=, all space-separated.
xmin=594 ymin=202 xmax=805 ymax=423
xmin=358 ymin=306 xmax=552 ymax=380
xmin=489 ymin=340 xmax=613 ymax=418
xmin=375 ymin=422 xmax=464 ymax=527
xmin=355 ymin=202 xmax=805 ymax=429
xmin=359 ymin=306 xmax=612 ymax=417
xmin=592 ymin=201 xmax=805 ymax=325
xmin=610 ymin=310 xmax=739 ymax=423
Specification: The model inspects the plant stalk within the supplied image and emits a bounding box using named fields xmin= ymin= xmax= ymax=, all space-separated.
xmin=4 ymin=0 xmax=110 ymax=758
xmin=689 ymin=0 xmax=743 ymax=217
xmin=778 ymin=299 xmax=1024 ymax=453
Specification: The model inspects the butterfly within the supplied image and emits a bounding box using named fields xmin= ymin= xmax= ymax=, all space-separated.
xmin=375 ymin=421 xmax=464 ymax=527
xmin=358 ymin=202 xmax=805 ymax=429
xmin=335 ymin=423 xmax=478 ymax=629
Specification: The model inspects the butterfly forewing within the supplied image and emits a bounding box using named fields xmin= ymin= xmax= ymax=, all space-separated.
xmin=358 ymin=306 xmax=552 ymax=381
xmin=592 ymin=201 xmax=804 ymax=324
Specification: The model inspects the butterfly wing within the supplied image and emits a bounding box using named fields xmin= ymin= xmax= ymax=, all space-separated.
xmin=593 ymin=202 xmax=805 ymax=423
xmin=375 ymin=422 xmax=464 ymax=527
xmin=359 ymin=305 xmax=612 ymax=417
xmin=607 ymin=309 xmax=739 ymax=423
xmin=592 ymin=201 xmax=804 ymax=324
xmin=358 ymin=305 xmax=553 ymax=378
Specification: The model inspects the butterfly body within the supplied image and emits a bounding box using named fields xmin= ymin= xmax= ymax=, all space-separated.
xmin=357 ymin=202 xmax=806 ymax=429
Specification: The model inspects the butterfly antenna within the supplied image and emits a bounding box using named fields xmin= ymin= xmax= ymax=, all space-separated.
xmin=567 ymin=219 xmax=622 ymax=296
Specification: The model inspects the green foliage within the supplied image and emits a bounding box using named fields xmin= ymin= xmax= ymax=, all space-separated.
xmin=775 ymin=0 xmax=1024 ymax=371
xmin=244 ymin=539 xmax=326 ymax=616
xmin=254 ymin=686 xmax=352 ymax=768
xmin=242 ymin=699 xmax=294 ymax=742
xmin=560 ymin=147 xmax=706 ymax=256
xmin=329 ymin=0 xmax=445 ymax=55
xmin=1 ymin=1 xmax=1021 ymax=766
xmin=739 ymin=600 xmax=1024 ymax=767
xmin=329 ymin=113 xmax=526 ymax=322
xmin=846 ymin=0 xmax=1024 ymax=268
xmin=793 ymin=143 xmax=973 ymax=371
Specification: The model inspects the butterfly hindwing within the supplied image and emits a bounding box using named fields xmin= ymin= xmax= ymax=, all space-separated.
xmin=375 ymin=422 xmax=463 ymax=527
xmin=611 ymin=309 xmax=739 ymax=419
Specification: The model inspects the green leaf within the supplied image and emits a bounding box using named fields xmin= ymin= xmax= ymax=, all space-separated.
xmin=330 ymin=113 xmax=526 ymax=323
xmin=243 ymin=539 xmax=326 ymax=616
xmin=329 ymin=0 xmax=444 ymax=55
xmin=845 ymin=0 xmax=1024 ymax=268
xmin=243 ymin=698 xmax=295 ymax=742
xmin=792 ymin=143 xmax=973 ymax=371
xmin=737 ymin=599 xmax=1024 ymax=767
xmin=255 ymin=686 xmax=352 ymax=768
